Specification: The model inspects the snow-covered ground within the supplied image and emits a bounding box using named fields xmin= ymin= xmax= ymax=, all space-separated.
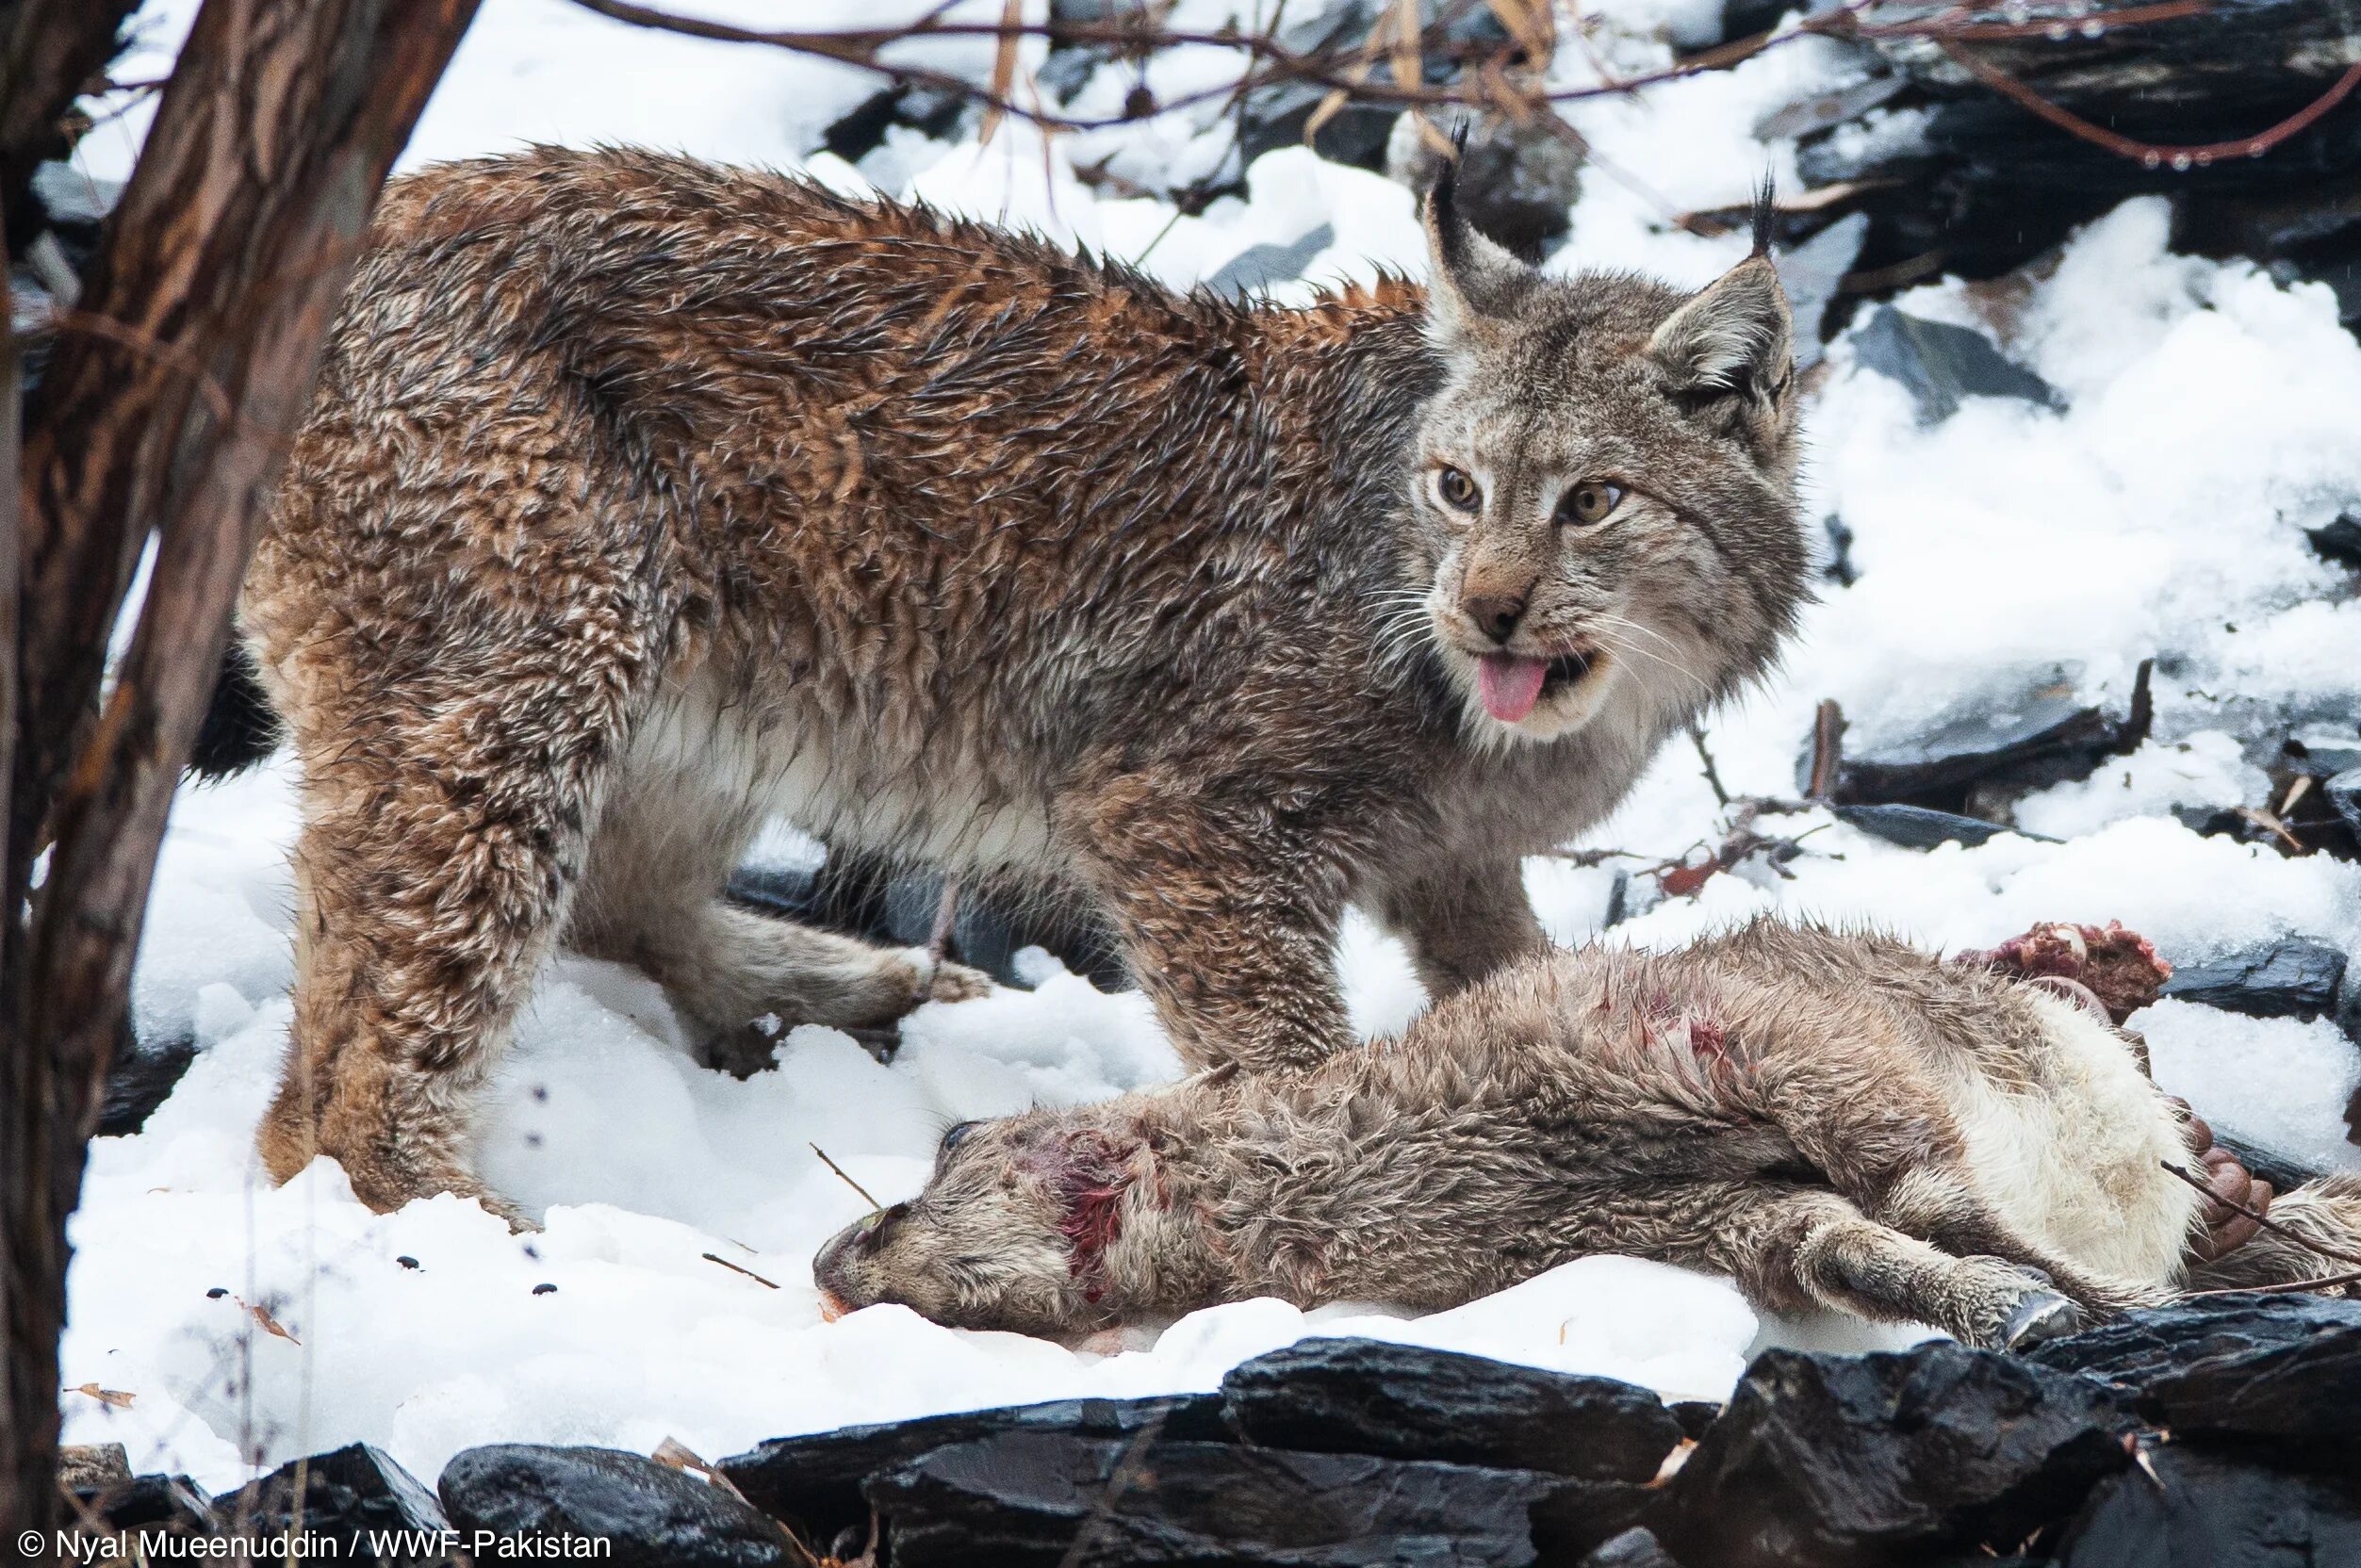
xmin=58 ymin=0 xmax=2361 ymax=1497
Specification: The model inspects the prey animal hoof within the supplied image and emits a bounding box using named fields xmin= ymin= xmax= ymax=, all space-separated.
xmin=1997 ymin=1289 xmax=2082 ymax=1351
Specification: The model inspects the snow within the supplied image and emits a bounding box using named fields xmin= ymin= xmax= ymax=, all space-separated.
xmin=61 ymin=0 xmax=2361 ymax=1500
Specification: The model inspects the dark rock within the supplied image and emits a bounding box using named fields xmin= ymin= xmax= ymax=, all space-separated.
xmin=1205 ymin=223 xmax=1335 ymax=297
xmin=2053 ymin=1444 xmax=2361 ymax=1566
xmin=57 ymin=1443 xmax=132 ymax=1494
xmin=1806 ymin=665 xmax=2149 ymax=811
xmin=1238 ymin=1 xmax=1518 ymax=176
xmin=1669 ymin=1400 xmax=1722 ymax=1442
xmin=59 ymin=1461 xmax=214 ymax=1540
xmin=2284 ymin=726 xmax=2361 ymax=779
xmin=1834 ymin=804 xmax=2055 ymax=850
xmin=2326 ymin=767 xmax=2361 ymax=840
xmin=1784 ymin=0 xmax=2361 ymax=289
xmin=1755 ymin=75 xmax=1909 ymax=142
xmin=720 ymin=1394 xmax=1224 ymax=1547
xmin=1531 ymin=1478 xmax=1658 ymax=1560
xmin=2024 ymin=1294 xmax=2361 ymax=1443
xmin=99 ymin=1030 xmax=197 ymax=1136
xmin=817 ymin=82 xmax=968 ymax=166
xmin=869 ymin=1430 xmax=1557 ymax=1567
xmin=439 ymin=1445 xmax=795 ymax=1566
xmin=1221 ymin=1337 xmax=1682 ymax=1484
xmin=1659 ymin=1344 xmax=2135 ymax=1567
xmin=1850 ymin=307 xmax=2062 ymax=425
xmin=2158 ymin=938 xmax=2347 ymax=1021
xmin=1581 ymin=1526 xmax=1683 ymax=1567
xmin=231 ymin=1444 xmax=455 ymax=1564
xmin=2310 ymin=512 xmax=2361 ymax=569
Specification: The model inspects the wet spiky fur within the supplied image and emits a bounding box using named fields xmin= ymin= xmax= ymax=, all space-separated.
xmin=242 ymin=146 xmax=1808 ymax=1216
xmin=815 ymin=922 xmax=2361 ymax=1347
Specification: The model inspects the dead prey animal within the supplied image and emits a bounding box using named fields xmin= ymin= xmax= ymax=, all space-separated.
xmin=815 ymin=920 xmax=2359 ymax=1348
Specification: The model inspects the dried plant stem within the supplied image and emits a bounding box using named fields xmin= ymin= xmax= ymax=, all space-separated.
xmin=812 ymin=1143 xmax=885 ymax=1213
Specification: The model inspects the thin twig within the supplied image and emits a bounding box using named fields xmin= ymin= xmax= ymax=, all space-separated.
xmin=558 ymin=0 xmax=2249 ymax=167
xmin=812 ymin=1143 xmax=885 ymax=1213
xmin=926 ymin=879 xmax=960 ymax=967
xmin=1688 ymin=721 xmax=1730 ymax=808
xmin=1807 ymin=699 xmax=1845 ymax=802
xmin=2183 ymin=1266 xmax=2361 ymax=1297
xmin=700 ymin=1251 xmax=781 ymax=1289
xmin=1941 ymin=43 xmax=2361 ymax=168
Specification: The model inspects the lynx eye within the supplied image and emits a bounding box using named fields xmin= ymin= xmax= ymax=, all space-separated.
xmin=940 ymin=1120 xmax=981 ymax=1154
xmin=1435 ymin=466 xmax=1482 ymax=513
xmin=1559 ymin=481 xmax=1625 ymax=528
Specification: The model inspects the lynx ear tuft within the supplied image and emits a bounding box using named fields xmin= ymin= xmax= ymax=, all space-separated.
xmin=1421 ymin=131 xmax=1538 ymax=346
xmin=1648 ymin=254 xmax=1793 ymax=401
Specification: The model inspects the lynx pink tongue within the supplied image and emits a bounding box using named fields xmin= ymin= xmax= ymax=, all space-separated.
xmin=1477 ymin=654 xmax=1549 ymax=723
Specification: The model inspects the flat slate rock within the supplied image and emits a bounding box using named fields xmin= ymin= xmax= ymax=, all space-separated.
xmin=59 ymin=1464 xmax=214 ymax=1539
xmin=869 ymin=1429 xmax=1558 ymax=1567
xmin=2025 ymin=1293 xmax=2361 ymax=1442
xmin=1221 ymin=1337 xmax=1683 ymax=1483
xmin=2054 ymin=1444 xmax=2361 ymax=1566
xmin=2327 ymin=766 xmax=2361 ymax=838
xmin=1807 ymin=669 xmax=2146 ymax=810
xmin=1850 ymin=307 xmax=2063 ymax=425
xmin=1833 ymin=803 xmax=2052 ymax=849
xmin=1206 ymin=223 xmax=1335 ymax=297
xmin=2158 ymin=938 xmax=2348 ymax=1021
xmin=719 ymin=1393 xmax=1223 ymax=1545
xmin=440 ymin=1445 xmax=795 ymax=1566
xmin=231 ymin=1443 xmax=454 ymax=1564
xmin=1659 ymin=1344 xmax=2135 ymax=1568
xmin=99 ymin=1031 xmax=197 ymax=1136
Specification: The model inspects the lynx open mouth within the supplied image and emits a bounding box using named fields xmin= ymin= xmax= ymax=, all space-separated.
xmin=1475 ymin=645 xmax=1607 ymax=724
xmin=1543 ymin=649 xmax=1594 ymax=694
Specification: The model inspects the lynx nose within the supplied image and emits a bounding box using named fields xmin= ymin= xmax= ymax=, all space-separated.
xmin=1461 ymin=592 xmax=1526 ymax=645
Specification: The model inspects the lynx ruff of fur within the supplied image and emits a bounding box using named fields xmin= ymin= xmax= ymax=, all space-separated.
xmin=815 ymin=922 xmax=2361 ymax=1349
xmin=243 ymin=145 xmax=1808 ymax=1218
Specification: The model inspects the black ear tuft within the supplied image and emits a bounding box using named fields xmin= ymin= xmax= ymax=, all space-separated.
xmin=1425 ymin=120 xmax=1472 ymax=267
xmin=1419 ymin=123 xmax=1539 ymax=338
xmin=1749 ymin=172 xmax=1776 ymax=259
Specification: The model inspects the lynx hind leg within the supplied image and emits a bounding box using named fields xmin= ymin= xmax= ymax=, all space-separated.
xmin=1718 ymin=1187 xmax=2090 ymax=1350
xmin=644 ymin=903 xmax=992 ymax=1072
xmin=566 ymin=775 xmax=988 ymax=1071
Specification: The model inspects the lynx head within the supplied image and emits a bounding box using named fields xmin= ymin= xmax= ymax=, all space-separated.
xmin=1407 ymin=162 xmax=1809 ymax=742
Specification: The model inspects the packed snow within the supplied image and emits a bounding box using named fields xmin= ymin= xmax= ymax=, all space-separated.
xmin=58 ymin=0 xmax=2361 ymax=1497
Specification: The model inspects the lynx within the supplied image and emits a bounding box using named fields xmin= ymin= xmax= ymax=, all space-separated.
xmin=240 ymin=146 xmax=1808 ymax=1217
xmin=814 ymin=921 xmax=2356 ymax=1348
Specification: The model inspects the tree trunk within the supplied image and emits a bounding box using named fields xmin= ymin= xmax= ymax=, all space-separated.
xmin=0 ymin=2 xmax=139 ymax=247
xmin=1 ymin=0 xmax=478 ymax=1544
